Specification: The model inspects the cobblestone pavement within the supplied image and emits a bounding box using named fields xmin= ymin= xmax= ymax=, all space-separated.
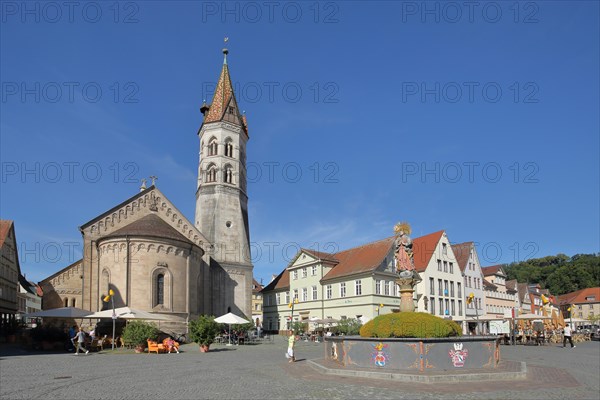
xmin=1 ymin=338 xmax=598 ymax=399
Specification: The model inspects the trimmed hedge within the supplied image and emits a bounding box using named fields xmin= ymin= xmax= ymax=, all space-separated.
xmin=359 ymin=312 xmax=462 ymax=338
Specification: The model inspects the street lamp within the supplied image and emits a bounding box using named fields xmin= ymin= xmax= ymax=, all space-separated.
xmin=375 ymin=303 xmax=384 ymax=316
xmin=103 ymin=289 xmax=116 ymax=350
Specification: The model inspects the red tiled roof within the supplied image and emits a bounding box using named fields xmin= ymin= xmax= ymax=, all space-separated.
xmin=0 ymin=220 xmax=13 ymax=248
xmin=252 ymin=278 xmax=264 ymax=293
xmin=322 ymin=237 xmax=395 ymax=281
xmin=261 ymin=269 xmax=290 ymax=292
xmin=483 ymin=279 xmax=498 ymax=289
xmin=413 ymin=231 xmax=445 ymax=272
xmin=451 ymin=241 xmax=472 ymax=272
xmin=558 ymin=287 xmax=600 ymax=305
xmin=505 ymin=279 xmax=517 ymax=291
xmin=302 ymin=249 xmax=338 ymax=263
xmin=482 ymin=265 xmax=503 ymax=276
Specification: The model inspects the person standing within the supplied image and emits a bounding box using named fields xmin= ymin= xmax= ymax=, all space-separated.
xmin=563 ymin=325 xmax=575 ymax=348
xmin=73 ymin=327 xmax=89 ymax=355
xmin=286 ymin=332 xmax=296 ymax=363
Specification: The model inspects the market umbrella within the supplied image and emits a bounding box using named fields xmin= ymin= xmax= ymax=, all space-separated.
xmin=214 ymin=312 xmax=249 ymax=346
xmin=514 ymin=313 xmax=552 ymax=320
xmin=25 ymin=306 xmax=92 ymax=318
xmin=84 ymin=307 xmax=171 ymax=321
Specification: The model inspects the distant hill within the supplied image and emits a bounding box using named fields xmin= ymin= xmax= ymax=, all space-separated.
xmin=504 ymin=254 xmax=600 ymax=296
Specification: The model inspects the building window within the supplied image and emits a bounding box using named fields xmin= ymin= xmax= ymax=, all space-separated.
xmin=468 ymin=277 xmax=472 ymax=287
xmin=224 ymin=141 xmax=234 ymax=157
xmin=384 ymin=281 xmax=390 ymax=296
xmin=442 ymin=243 xmax=447 ymax=255
xmin=450 ymin=281 xmax=454 ymax=297
xmin=206 ymin=164 xmax=217 ymax=183
xmin=457 ymin=282 xmax=461 ymax=298
xmin=311 ymin=265 xmax=317 ymax=276
xmin=64 ymin=298 xmax=69 ymax=307
xmin=458 ymin=300 xmax=463 ymax=316
xmin=355 ymin=280 xmax=362 ymax=296
xmin=430 ymin=297 xmax=435 ymax=315
xmin=302 ymin=288 xmax=308 ymax=302
xmin=293 ymin=270 xmax=298 ymax=280
xmin=223 ymin=165 xmax=233 ymax=184
xmin=451 ymin=299 xmax=455 ymax=316
xmin=340 ymin=283 xmax=346 ymax=298
xmin=285 ymin=291 xmax=290 ymax=304
xmin=302 ymin=267 xmax=307 ymax=278
xmin=449 ymin=262 xmax=454 ymax=274
xmin=156 ymin=274 xmax=164 ymax=306
xmin=388 ymin=282 xmax=394 ymax=296
xmin=439 ymin=299 xmax=444 ymax=316
xmin=438 ymin=279 xmax=443 ymax=296
xmin=208 ymin=138 xmax=218 ymax=156
xmin=312 ymin=285 xmax=318 ymax=300
xmin=430 ymin=278 xmax=435 ymax=296
xmin=326 ymin=285 xmax=332 ymax=299
xmin=445 ymin=299 xmax=449 ymax=315
xmin=293 ymin=289 xmax=298 ymax=300
xmin=437 ymin=259 xmax=442 ymax=271
xmin=375 ymin=280 xmax=382 ymax=295
xmin=276 ymin=293 xmax=281 ymax=305
xmin=444 ymin=280 xmax=449 ymax=296
xmin=443 ymin=261 xmax=448 ymax=272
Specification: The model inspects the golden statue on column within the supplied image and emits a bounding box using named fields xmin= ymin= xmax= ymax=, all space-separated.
xmin=394 ymin=222 xmax=421 ymax=312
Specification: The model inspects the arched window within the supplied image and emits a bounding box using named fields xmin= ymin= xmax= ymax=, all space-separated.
xmin=156 ymin=274 xmax=164 ymax=306
xmin=206 ymin=164 xmax=217 ymax=183
xmin=101 ymin=270 xmax=110 ymax=298
xmin=64 ymin=298 xmax=69 ymax=307
xmin=223 ymin=165 xmax=233 ymax=184
xmin=208 ymin=138 xmax=218 ymax=156
xmin=71 ymin=298 xmax=76 ymax=307
xmin=224 ymin=139 xmax=234 ymax=157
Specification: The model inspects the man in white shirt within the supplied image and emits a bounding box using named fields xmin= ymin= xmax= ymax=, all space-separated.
xmin=563 ymin=325 xmax=575 ymax=348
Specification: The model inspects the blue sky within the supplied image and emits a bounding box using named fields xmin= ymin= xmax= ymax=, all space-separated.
xmin=1 ymin=1 xmax=598 ymax=285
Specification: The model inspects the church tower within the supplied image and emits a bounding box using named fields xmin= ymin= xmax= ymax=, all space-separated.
xmin=195 ymin=48 xmax=252 ymax=317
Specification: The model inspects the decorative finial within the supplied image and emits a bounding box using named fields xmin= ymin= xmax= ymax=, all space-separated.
xmin=150 ymin=175 xmax=157 ymax=186
xmin=223 ymin=37 xmax=229 ymax=64
xmin=140 ymin=178 xmax=147 ymax=192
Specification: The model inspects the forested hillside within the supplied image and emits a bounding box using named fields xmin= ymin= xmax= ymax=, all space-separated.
xmin=504 ymin=254 xmax=600 ymax=296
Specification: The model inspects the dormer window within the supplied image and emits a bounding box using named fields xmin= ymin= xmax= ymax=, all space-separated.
xmin=228 ymin=106 xmax=235 ymax=115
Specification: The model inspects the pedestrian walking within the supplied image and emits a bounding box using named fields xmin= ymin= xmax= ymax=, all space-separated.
xmin=285 ymin=332 xmax=296 ymax=363
xmin=73 ymin=326 xmax=89 ymax=355
xmin=562 ymin=325 xmax=575 ymax=348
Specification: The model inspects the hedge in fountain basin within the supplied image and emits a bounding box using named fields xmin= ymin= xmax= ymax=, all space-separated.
xmin=360 ymin=312 xmax=461 ymax=338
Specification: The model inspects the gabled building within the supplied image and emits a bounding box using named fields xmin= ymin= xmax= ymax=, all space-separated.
xmin=414 ymin=231 xmax=466 ymax=326
xmin=17 ymin=274 xmax=42 ymax=326
xmin=452 ymin=242 xmax=486 ymax=334
xmin=513 ymin=282 xmax=532 ymax=314
xmin=0 ymin=220 xmax=21 ymax=333
xmin=261 ymin=230 xmax=467 ymax=333
xmin=482 ymin=265 xmax=517 ymax=319
xmin=251 ymin=278 xmax=263 ymax=326
xmin=558 ymin=287 xmax=600 ymax=322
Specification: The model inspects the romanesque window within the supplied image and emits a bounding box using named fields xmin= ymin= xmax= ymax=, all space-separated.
xmin=64 ymin=298 xmax=69 ymax=307
xmin=156 ymin=274 xmax=164 ymax=306
xmin=208 ymin=138 xmax=218 ymax=156
xmin=71 ymin=298 xmax=76 ymax=307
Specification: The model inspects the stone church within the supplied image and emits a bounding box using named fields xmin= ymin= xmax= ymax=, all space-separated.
xmin=40 ymin=49 xmax=253 ymax=333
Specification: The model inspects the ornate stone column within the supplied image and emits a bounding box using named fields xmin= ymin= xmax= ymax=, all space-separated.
xmin=393 ymin=222 xmax=421 ymax=313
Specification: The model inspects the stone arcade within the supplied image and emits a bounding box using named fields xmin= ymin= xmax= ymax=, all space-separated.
xmin=40 ymin=49 xmax=254 ymax=334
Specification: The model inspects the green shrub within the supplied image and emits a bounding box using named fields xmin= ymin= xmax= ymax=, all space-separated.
xmin=121 ymin=320 xmax=159 ymax=346
xmin=189 ymin=315 xmax=220 ymax=346
xmin=291 ymin=322 xmax=308 ymax=335
xmin=359 ymin=312 xmax=461 ymax=338
xmin=335 ymin=318 xmax=363 ymax=336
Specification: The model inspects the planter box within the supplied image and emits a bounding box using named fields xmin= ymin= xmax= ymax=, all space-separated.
xmin=325 ymin=336 xmax=499 ymax=372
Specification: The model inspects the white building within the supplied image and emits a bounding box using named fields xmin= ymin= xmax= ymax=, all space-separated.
xmin=452 ymin=242 xmax=486 ymax=334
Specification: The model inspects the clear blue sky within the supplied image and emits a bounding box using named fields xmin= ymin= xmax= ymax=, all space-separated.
xmin=1 ymin=1 xmax=598 ymax=285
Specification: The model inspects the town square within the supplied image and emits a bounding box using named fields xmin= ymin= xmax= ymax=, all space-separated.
xmin=1 ymin=1 xmax=599 ymax=399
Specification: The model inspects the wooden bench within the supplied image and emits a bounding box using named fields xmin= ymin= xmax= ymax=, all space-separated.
xmin=147 ymin=340 xmax=165 ymax=354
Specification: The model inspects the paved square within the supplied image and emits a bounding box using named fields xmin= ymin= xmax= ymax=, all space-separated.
xmin=1 ymin=338 xmax=598 ymax=399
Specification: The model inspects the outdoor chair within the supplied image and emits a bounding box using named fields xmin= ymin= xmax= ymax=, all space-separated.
xmin=147 ymin=340 xmax=165 ymax=354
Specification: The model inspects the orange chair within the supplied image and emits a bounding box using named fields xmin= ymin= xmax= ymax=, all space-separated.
xmin=147 ymin=340 xmax=165 ymax=354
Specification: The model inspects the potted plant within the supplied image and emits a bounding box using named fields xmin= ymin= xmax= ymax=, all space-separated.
xmin=189 ymin=315 xmax=219 ymax=352
xmin=121 ymin=320 xmax=159 ymax=353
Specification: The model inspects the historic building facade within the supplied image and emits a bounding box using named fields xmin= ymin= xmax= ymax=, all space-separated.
xmin=39 ymin=50 xmax=254 ymax=333
xmin=452 ymin=242 xmax=486 ymax=334
xmin=0 ymin=220 xmax=21 ymax=333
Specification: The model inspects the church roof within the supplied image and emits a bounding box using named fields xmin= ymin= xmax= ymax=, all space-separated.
xmin=101 ymin=214 xmax=194 ymax=245
xmin=451 ymin=241 xmax=473 ymax=272
xmin=201 ymin=50 xmax=248 ymax=135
